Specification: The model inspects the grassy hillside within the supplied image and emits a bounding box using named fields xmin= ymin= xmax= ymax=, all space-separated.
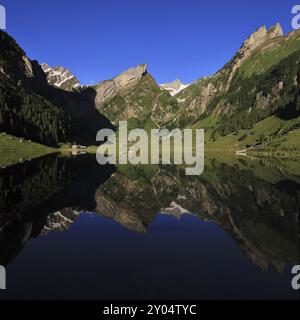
xmin=0 ymin=133 xmax=55 ymax=167
xmin=174 ymin=28 xmax=300 ymax=155
xmin=205 ymin=114 xmax=300 ymax=154
xmin=237 ymin=30 xmax=300 ymax=79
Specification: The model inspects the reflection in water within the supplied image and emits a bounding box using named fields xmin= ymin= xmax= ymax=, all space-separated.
xmin=0 ymin=154 xmax=115 ymax=266
xmin=0 ymin=153 xmax=299 ymax=299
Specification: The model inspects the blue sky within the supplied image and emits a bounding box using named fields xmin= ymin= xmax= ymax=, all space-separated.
xmin=1 ymin=0 xmax=297 ymax=84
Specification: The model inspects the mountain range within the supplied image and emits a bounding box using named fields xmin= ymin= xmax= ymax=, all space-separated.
xmin=0 ymin=23 xmax=299 ymax=152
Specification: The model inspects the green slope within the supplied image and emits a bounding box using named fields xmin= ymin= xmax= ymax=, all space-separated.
xmin=97 ymin=74 xmax=179 ymax=128
xmin=0 ymin=133 xmax=55 ymax=168
xmin=238 ymin=30 xmax=300 ymax=79
xmin=174 ymin=28 xmax=300 ymax=154
xmin=206 ymin=114 xmax=300 ymax=153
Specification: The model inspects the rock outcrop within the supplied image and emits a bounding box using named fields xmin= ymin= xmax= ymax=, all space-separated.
xmin=21 ymin=55 xmax=34 ymax=78
xmin=242 ymin=23 xmax=283 ymax=54
xmin=114 ymin=64 xmax=147 ymax=88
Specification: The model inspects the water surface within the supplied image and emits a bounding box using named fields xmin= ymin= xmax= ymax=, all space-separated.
xmin=0 ymin=154 xmax=299 ymax=299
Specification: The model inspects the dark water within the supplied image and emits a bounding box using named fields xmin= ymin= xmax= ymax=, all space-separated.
xmin=0 ymin=154 xmax=299 ymax=300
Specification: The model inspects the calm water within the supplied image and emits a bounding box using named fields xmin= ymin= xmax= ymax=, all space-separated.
xmin=0 ymin=154 xmax=299 ymax=299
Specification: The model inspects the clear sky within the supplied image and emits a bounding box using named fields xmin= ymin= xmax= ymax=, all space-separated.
xmin=1 ymin=0 xmax=297 ymax=84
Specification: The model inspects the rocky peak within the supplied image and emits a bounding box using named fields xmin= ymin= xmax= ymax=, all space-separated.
xmin=268 ymin=23 xmax=283 ymax=38
xmin=243 ymin=25 xmax=267 ymax=50
xmin=41 ymin=63 xmax=81 ymax=91
xmin=219 ymin=23 xmax=284 ymax=91
xmin=163 ymin=79 xmax=183 ymax=90
xmin=242 ymin=23 xmax=283 ymax=53
xmin=94 ymin=64 xmax=148 ymax=106
xmin=114 ymin=63 xmax=147 ymax=88
xmin=160 ymin=79 xmax=189 ymax=96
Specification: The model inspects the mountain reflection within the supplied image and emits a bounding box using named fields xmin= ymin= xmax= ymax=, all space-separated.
xmin=0 ymin=153 xmax=299 ymax=272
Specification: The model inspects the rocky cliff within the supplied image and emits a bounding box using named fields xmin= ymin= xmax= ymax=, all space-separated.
xmin=93 ymin=64 xmax=147 ymax=105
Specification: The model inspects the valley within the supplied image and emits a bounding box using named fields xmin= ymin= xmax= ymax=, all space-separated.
xmin=1 ymin=23 xmax=300 ymax=168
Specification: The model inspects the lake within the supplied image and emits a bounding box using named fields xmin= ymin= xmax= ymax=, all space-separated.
xmin=0 ymin=153 xmax=299 ymax=299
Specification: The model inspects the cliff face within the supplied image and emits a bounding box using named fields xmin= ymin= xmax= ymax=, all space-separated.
xmin=243 ymin=23 xmax=283 ymax=51
xmin=94 ymin=64 xmax=147 ymax=106
xmin=114 ymin=64 xmax=148 ymax=89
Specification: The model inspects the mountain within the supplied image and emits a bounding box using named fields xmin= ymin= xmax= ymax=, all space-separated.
xmin=159 ymin=79 xmax=189 ymax=96
xmin=0 ymin=30 xmax=113 ymax=146
xmin=94 ymin=64 xmax=147 ymax=105
xmin=0 ymin=31 xmax=72 ymax=145
xmin=174 ymin=24 xmax=300 ymax=151
xmin=90 ymin=22 xmax=300 ymax=152
xmin=93 ymin=64 xmax=180 ymax=128
xmin=0 ymin=29 xmax=178 ymax=146
xmin=41 ymin=63 xmax=81 ymax=92
xmin=1 ymin=23 xmax=299 ymax=151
